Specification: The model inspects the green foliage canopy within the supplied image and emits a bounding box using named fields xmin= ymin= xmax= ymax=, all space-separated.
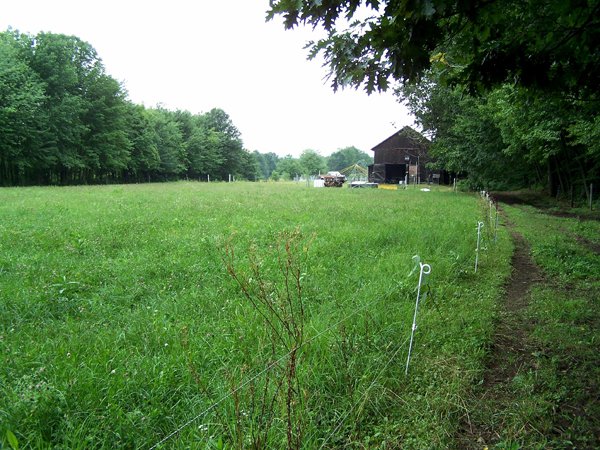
xmin=0 ymin=32 xmax=47 ymax=184
xmin=0 ymin=30 xmax=262 ymax=185
xmin=299 ymin=149 xmax=327 ymax=176
xmin=253 ymin=151 xmax=279 ymax=180
xmin=400 ymin=76 xmax=599 ymax=193
xmin=327 ymin=146 xmax=372 ymax=171
xmin=275 ymin=155 xmax=303 ymax=180
xmin=268 ymin=0 xmax=600 ymax=95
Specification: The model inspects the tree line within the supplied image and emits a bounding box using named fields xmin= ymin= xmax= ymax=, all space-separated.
xmin=399 ymin=78 xmax=599 ymax=196
xmin=269 ymin=0 xmax=599 ymax=197
xmin=260 ymin=146 xmax=372 ymax=181
xmin=0 ymin=30 xmax=246 ymax=185
xmin=0 ymin=29 xmax=372 ymax=186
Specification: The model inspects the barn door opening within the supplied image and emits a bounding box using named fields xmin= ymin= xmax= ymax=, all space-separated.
xmin=385 ymin=164 xmax=406 ymax=184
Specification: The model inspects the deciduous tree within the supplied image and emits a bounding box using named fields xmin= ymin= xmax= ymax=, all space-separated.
xmin=269 ymin=0 xmax=600 ymax=95
xmin=327 ymin=146 xmax=371 ymax=171
xmin=299 ymin=149 xmax=327 ymax=176
xmin=0 ymin=32 xmax=47 ymax=185
xmin=275 ymin=155 xmax=302 ymax=180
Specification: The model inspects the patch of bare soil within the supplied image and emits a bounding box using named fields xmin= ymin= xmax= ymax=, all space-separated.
xmin=455 ymin=224 xmax=543 ymax=449
xmin=546 ymin=210 xmax=600 ymax=222
xmin=572 ymin=235 xmax=600 ymax=255
xmin=491 ymin=192 xmax=535 ymax=206
xmin=491 ymin=191 xmax=600 ymax=222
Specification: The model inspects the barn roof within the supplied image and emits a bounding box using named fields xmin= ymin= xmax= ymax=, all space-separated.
xmin=371 ymin=126 xmax=430 ymax=152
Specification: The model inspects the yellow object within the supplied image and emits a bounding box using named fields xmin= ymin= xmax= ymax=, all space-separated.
xmin=340 ymin=163 xmax=368 ymax=176
xmin=378 ymin=184 xmax=398 ymax=190
xmin=430 ymin=52 xmax=449 ymax=65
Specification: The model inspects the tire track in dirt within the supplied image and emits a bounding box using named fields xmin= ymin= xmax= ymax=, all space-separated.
xmin=455 ymin=220 xmax=543 ymax=448
xmin=574 ymin=235 xmax=600 ymax=254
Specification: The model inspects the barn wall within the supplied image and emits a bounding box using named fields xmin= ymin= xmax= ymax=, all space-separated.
xmin=374 ymin=147 xmax=427 ymax=164
xmin=372 ymin=133 xmax=429 ymax=165
xmin=369 ymin=127 xmax=451 ymax=184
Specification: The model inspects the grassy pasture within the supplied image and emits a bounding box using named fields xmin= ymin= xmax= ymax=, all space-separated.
xmin=0 ymin=182 xmax=511 ymax=448
xmin=493 ymin=204 xmax=600 ymax=448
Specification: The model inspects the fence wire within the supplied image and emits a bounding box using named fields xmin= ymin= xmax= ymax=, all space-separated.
xmin=149 ymin=281 xmax=408 ymax=449
xmin=316 ymin=334 xmax=412 ymax=449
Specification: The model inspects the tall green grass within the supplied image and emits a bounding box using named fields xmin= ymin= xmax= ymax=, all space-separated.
xmin=0 ymin=182 xmax=511 ymax=448
xmin=494 ymin=204 xmax=600 ymax=448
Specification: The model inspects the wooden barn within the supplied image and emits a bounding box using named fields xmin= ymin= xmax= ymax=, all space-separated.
xmin=368 ymin=126 xmax=444 ymax=184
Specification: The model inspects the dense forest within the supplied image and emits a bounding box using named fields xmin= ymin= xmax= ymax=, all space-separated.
xmin=0 ymin=30 xmax=372 ymax=186
xmin=270 ymin=0 xmax=600 ymax=198
xmin=399 ymin=71 xmax=599 ymax=196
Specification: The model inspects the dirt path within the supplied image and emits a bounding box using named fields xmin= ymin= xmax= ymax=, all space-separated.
xmin=456 ymin=225 xmax=543 ymax=448
xmin=482 ymin=230 xmax=542 ymax=384
xmin=571 ymin=234 xmax=600 ymax=254
xmin=492 ymin=191 xmax=600 ymax=222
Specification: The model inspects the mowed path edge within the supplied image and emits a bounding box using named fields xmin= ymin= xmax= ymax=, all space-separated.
xmin=455 ymin=216 xmax=543 ymax=448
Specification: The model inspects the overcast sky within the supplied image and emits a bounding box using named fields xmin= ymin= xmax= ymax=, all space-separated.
xmin=1 ymin=0 xmax=415 ymax=157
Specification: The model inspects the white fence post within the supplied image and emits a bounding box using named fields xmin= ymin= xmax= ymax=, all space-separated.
xmin=475 ymin=221 xmax=484 ymax=273
xmin=405 ymin=262 xmax=432 ymax=375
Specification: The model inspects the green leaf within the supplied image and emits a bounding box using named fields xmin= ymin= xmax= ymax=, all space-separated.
xmin=6 ymin=430 xmax=19 ymax=450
